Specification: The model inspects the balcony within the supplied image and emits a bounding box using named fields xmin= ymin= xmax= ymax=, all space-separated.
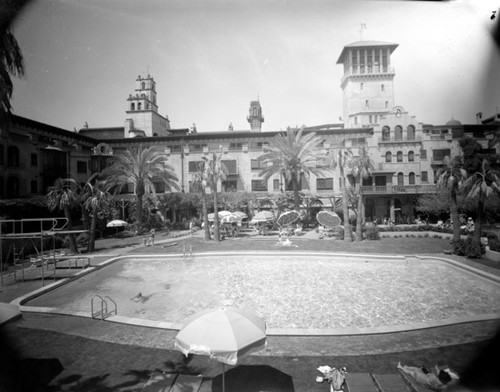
xmin=378 ymin=136 xmax=422 ymax=144
xmin=360 ymin=184 xmax=436 ymax=195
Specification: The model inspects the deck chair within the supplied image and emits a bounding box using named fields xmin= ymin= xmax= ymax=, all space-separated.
xmin=398 ymin=369 xmax=435 ymax=392
xmin=372 ymin=373 xmax=411 ymax=392
xmin=141 ymin=372 xmax=177 ymax=392
xmin=345 ymin=373 xmax=378 ymax=391
xmin=170 ymin=374 xmax=203 ymax=392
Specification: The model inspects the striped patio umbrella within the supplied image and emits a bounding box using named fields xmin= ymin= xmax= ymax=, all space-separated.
xmin=316 ymin=210 xmax=342 ymax=228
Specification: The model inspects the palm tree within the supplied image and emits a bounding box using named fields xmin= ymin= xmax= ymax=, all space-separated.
xmin=258 ymin=126 xmax=325 ymax=211
xmin=46 ymin=178 xmax=80 ymax=254
xmin=351 ymin=147 xmax=375 ymax=241
xmin=102 ymin=146 xmax=179 ymax=229
xmin=328 ymin=143 xmax=354 ymax=243
xmin=462 ymin=159 xmax=500 ymax=247
xmin=0 ymin=1 xmax=28 ymax=125
xmin=82 ymin=174 xmax=111 ymax=253
xmin=203 ymin=153 xmax=227 ymax=242
xmin=436 ymin=156 xmax=467 ymax=241
xmin=192 ymin=161 xmax=211 ymax=240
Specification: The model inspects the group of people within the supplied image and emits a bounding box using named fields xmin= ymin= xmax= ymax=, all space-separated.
xmin=397 ymin=362 xmax=460 ymax=391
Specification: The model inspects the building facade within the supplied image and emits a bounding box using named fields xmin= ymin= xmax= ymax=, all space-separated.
xmin=2 ymin=39 xmax=499 ymax=224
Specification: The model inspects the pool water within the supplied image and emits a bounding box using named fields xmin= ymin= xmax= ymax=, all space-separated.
xmin=25 ymin=254 xmax=500 ymax=330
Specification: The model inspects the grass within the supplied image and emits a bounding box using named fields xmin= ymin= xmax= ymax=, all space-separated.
xmin=1 ymin=230 xmax=500 ymax=392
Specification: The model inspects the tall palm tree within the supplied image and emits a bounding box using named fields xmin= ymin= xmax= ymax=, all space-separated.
xmin=203 ymin=153 xmax=227 ymax=242
xmin=192 ymin=161 xmax=211 ymax=240
xmin=82 ymin=173 xmax=111 ymax=253
xmin=258 ymin=126 xmax=325 ymax=211
xmin=351 ymin=147 xmax=375 ymax=241
xmin=462 ymin=159 xmax=500 ymax=247
xmin=436 ymin=156 xmax=467 ymax=241
xmin=46 ymin=178 xmax=79 ymax=254
xmin=328 ymin=143 xmax=354 ymax=242
xmin=102 ymin=146 xmax=179 ymax=229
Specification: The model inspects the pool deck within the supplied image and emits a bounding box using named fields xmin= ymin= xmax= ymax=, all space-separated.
xmin=2 ymin=229 xmax=500 ymax=391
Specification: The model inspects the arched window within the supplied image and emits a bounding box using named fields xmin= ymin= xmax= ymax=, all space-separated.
xmin=382 ymin=126 xmax=390 ymax=141
xmin=395 ymin=125 xmax=403 ymax=140
xmin=131 ymin=103 xmax=135 ymax=111
xmin=397 ymin=151 xmax=403 ymax=162
xmin=253 ymin=107 xmax=257 ymax=116
xmin=142 ymin=81 xmax=146 ymax=89
xmin=407 ymin=125 xmax=415 ymax=140
xmin=408 ymin=151 xmax=414 ymax=162
xmin=7 ymin=146 xmax=19 ymax=167
xmin=6 ymin=176 xmax=19 ymax=198
xmin=409 ymin=172 xmax=415 ymax=185
xmin=385 ymin=151 xmax=392 ymax=163
xmin=397 ymin=172 xmax=404 ymax=186
xmin=138 ymin=102 xmax=142 ymax=110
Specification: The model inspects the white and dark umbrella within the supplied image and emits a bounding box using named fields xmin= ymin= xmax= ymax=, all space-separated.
xmin=316 ymin=210 xmax=342 ymax=228
xmin=174 ymin=307 xmax=267 ymax=392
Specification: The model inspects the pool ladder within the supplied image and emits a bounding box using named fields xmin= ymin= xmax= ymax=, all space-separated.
xmin=91 ymin=294 xmax=117 ymax=320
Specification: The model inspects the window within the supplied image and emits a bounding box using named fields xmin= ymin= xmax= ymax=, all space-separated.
xmin=188 ymin=161 xmax=204 ymax=172
xmin=369 ymin=115 xmax=372 ymax=124
xmin=420 ymin=149 xmax=427 ymax=159
xmin=229 ymin=142 xmax=242 ymax=151
xmin=407 ymin=125 xmax=415 ymax=140
xmin=365 ymin=100 xmax=369 ymax=108
xmin=421 ymin=171 xmax=428 ymax=182
xmin=381 ymin=84 xmax=385 ymax=91
xmin=31 ymin=153 xmax=37 ymax=166
xmin=397 ymin=172 xmax=404 ymax=186
xmin=397 ymin=151 xmax=403 ymax=162
xmin=222 ymin=179 xmax=237 ymax=192
xmin=251 ymin=159 xmax=266 ymax=171
xmin=382 ymin=126 xmax=390 ymax=141
xmin=31 ymin=180 xmax=37 ymax=194
xmin=131 ymin=103 xmax=135 ymax=111
xmin=77 ymin=161 xmax=87 ymax=174
xmin=354 ymin=117 xmax=358 ymax=125
xmin=7 ymin=146 xmax=19 ymax=167
xmin=432 ymin=149 xmax=451 ymax=161
xmin=273 ymin=179 xmax=280 ymax=191
xmin=408 ymin=151 xmax=414 ymax=162
xmin=6 ymin=176 xmax=19 ymax=198
xmin=251 ymin=179 xmax=267 ymax=192
xmin=189 ymin=181 xmax=202 ymax=193
xmin=189 ymin=144 xmax=205 ymax=152
xmin=385 ymin=151 xmax=392 ymax=163
xmin=221 ymin=160 xmax=237 ymax=174
xmin=395 ymin=125 xmax=403 ymax=140
xmin=409 ymin=172 xmax=415 ymax=185
xmin=138 ymin=102 xmax=142 ymax=110
xmin=360 ymin=83 xmax=364 ymax=90
xmin=385 ymin=101 xmax=389 ymax=109
xmin=316 ymin=178 xmax=333 ymax=191
xmin=142 ymin=81 xmax=146 ymax=89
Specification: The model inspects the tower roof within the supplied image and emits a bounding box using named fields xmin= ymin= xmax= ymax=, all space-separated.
xmin=336 ymin=40 xmax=399 ymax=64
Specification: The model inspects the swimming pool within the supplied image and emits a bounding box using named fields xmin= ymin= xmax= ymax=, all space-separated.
xmin=19 ymin=252 xmax=500 ymax=335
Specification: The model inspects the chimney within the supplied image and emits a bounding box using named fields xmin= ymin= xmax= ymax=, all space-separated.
xmin=476 ymin=112 xmax=483 ymax=124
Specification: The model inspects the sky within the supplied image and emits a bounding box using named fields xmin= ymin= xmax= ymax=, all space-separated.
xmin=10 ymin=0 xmax=500 ymax=133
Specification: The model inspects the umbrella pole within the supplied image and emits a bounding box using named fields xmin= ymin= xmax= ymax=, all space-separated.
xmin=222 ymin=363 xmax=226 ymax=392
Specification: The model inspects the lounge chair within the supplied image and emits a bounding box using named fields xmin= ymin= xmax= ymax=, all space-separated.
xmin=345 ymin=373 xmax=378 ymax=391
xmin=141 ymin=372 xmax=177 ymax=392
xmin=372 ymin=373 xmax=411 ymax=392
xmin=398 ymin=369 xmax=435 ymax=392
xmin=170 ymin=374 xmax=203 ymax=392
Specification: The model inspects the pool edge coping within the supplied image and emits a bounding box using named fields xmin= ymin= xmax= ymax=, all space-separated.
xmin=12 ymin=252 xmax=500 ymax=336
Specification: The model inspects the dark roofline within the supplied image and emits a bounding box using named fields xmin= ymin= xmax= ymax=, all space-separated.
xmin=79 ymin=126 xmax=125 ymax=133
xmin=336 ymin=41 xmax=398 ymax=64
xmin=11 ymin=114 xmax=97 ymax=143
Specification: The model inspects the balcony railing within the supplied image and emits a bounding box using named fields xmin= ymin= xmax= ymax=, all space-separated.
xmin=359 ymin=184 xmax=436 ymax=194
xmin=378 ymin=136 xmax=421 ymax=144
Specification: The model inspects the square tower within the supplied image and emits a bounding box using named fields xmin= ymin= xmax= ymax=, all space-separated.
xmin=336 ymin=41 xmax=398 ymax=128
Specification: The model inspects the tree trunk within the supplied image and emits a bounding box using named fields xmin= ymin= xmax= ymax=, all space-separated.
xmin=213 ymin=183 xmax=220 ymax=242
xmin=356 ymin=186 xmax=364 ymax=241
xmin=293 ymin=174 xmax=300 ymax=212
xmin=450 ymin=189 xmax=461 ymax=242
xmin=88 ymin=208 xmax=98 ymax=253
xmin=136 ymin=193 xmax=144 ymax=228
xmin=341 ymin=169 xmax=352 ymax=243
xmin=201 ymin=187 xmax=211 ymax=240
xmin=63 ymin=206 xmax=79 ymax=253
xmin=474 ymin=196 xmax=484 ymax=247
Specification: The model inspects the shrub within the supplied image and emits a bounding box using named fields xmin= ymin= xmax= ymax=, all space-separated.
xmin=452 ymin=237 xmax=485 ymax=258
xmin=488 ymin=236 xmax=500 ymax=252
xmin=365 ymin=226 xmax=380 ymax=240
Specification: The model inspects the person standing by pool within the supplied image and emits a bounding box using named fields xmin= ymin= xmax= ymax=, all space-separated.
xmin=397 ymin=362 xmax=458 ymax=391
xmin=147 ymin=229 xmax=155 ymax=246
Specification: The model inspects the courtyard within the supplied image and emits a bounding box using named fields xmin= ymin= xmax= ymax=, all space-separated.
xmin=1 ymin=229 xmax=500 ymax=391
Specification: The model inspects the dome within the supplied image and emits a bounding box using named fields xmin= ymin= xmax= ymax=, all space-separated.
xmin=445 ymin=118 xmax=462 ymax=126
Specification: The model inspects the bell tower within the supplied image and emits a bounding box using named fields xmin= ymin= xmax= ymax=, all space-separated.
xmin=336 ymin=41 xmax=398 ymax=128
xmin=247 ymin=99 xmax=264 ymax=132
xmin=125 ymin=74 xmax=170 ymax=137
